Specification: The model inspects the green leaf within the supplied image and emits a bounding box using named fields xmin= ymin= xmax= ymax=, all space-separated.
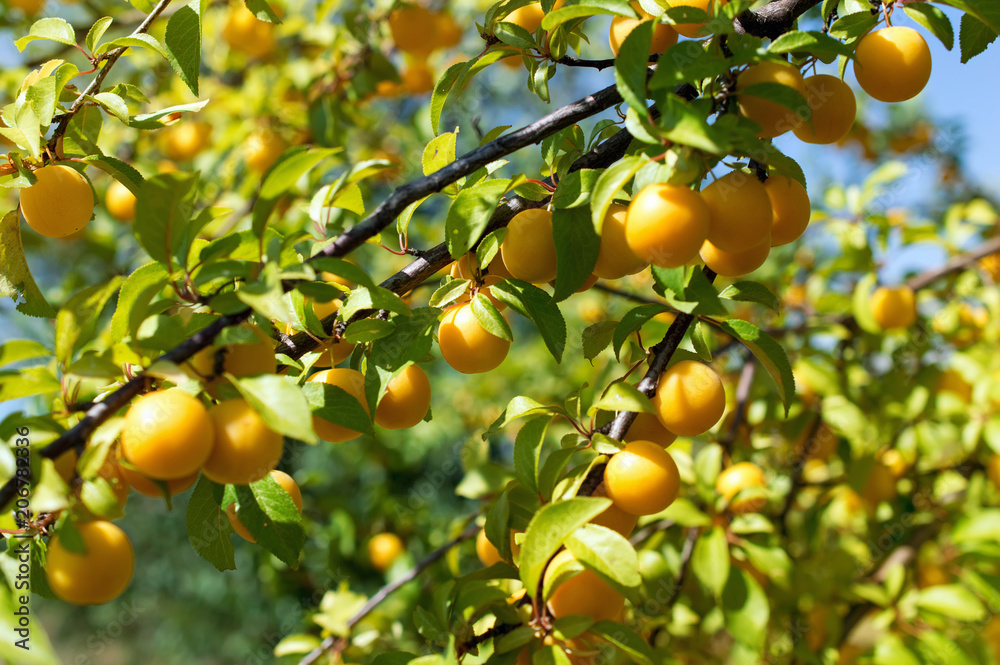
xmin=0 ymin=367 xmax=61 ymax=402
xmin=302 ymin=382 xmax=374 ymax=438
xmin=565 ymin=523 xmax=640 ymax=588
xmin=582 ymin=321 xmax=617 ymax=361
xmin=717 ymin=319 xmax=794 ymax=415
xmin=0 ymin=339 xmax=50 ymax=367
xmin=591 ymin=156 xmax=644 ymax=233
xmin=343 ymin=319 xmax=396 ymax=344
xmin=494 ymin=21 xmax=537 ymax=50
xmin=874 ymin=634 xmax=922 ymax=665
xmin=722 ymin=567 xmax=769 ymax=648
xmin=369 ymin=307 xmax=439 ymax=371
xmin=85 ymin=16 xmax=114 ymax=54
xmin=552 ymin=169 xmax=600 ymax=210
xmin=915 ymin=584 xmax=987 ymax=622
xmin=612 ymin=303 xmax=669 ymax=360
xmin=430 ymin=60 xmax=466 ymax=135
xmin=514 ymin=416 xmax=550 ymax=496
xmin=445 ymin=179 xmax=511 ymax=259
xmin=340 ymin=285 xmax=411 ymax=320
xmin=492 ymin=280 xmax=567 ymax=362
xmin=691 ymin=526 xmax=730 ymax=597
xmin=252 ymin=147 xmax=342 ymax=237
xmin=231 ymin=374 xmax=318 ymax=444
xmin=82 ymin=154 xmax=144 ymax=194
xmin=485 ymin=395 xmax=560 ymax=436
xmin=90 ymin=92 xmax=130 ymax=125
xmin=938 ymin=0 xmax=1000 ymax=34
xmin=96 ymin=33 xmax=167 ymax=59
xmin=655 ymin=94 xmax=729 ymax=154
xmin=828 ymin=12 xmax=879 ymax=40
xmin=768 ymin=30 xmax=854 ymax=57
xmin=129 ymin=99 xmax=210 ymax=129
xmin=134 ymin=172 xmax=197 ymax=267
xmin=54 ymin=277 xmax=123 ymax=366
xmin=232 ymin=477 xmax=305 ymax=568
xmin=471 ymin=293 xmax=513 ymax=342
xmin=422 ymin=131 xmax=457 ymax=177
xmin=15 ymin=18 xmax=77 ymax=51
xmin=0 ymin=581 xmax=60 ymax=664
xmin=719 ymin=281 xmax=780 ymax=311
xmin=903 ymin=4 xmax=954 ymax=50
xmin=110 ymin=262 xmax=169 ymax=342
xmin=246 ymin=0 xmax=282 ymax=23
xmin=235 ymin=263 xmax=292 ymax=323
xmin=61 ymin=105 xmax=103 ymax=158
xmin=0 ymin=211 xmax=56 ymax=317
xmin=614 ymin=19 xmax=653 ymax=112
xmin=739 ymin=82 xmax=810 ymax=126
xmin=551 ymin=206 xmax=599 ymax=302
xmin=959 ymin=12 xmax=998 ymax=63
xmin=164 ymin=1 xmax=203 ymax=96
xmin=952 ymin=510 xmax=1000 ymax=543
xmin=589 ymin=381 xmax=654 ymax=417
xmin=587 ymin=621 xmax=655 ymax=665
xmin=519 ymin=497 xmax=612 ymax=595
xmin=186 ymin=477 xmax=237 ymax=571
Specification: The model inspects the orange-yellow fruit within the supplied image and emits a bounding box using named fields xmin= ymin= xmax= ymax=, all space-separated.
xmin=369 ymin=532 xmax=405 ymax=572
xmin=307 ymin=368 xmax=369 ymax=442
xmin=666 ymin=0 xmax=727 ymax=38
xmin=793 ymin=74 xmax=857 ymax=144
xmin=652 ymin=360 xmax=725 ymax=437
xmin=609 ymin=5 xmax=678 ymax=57
xmin=504 ymin=2 xmax=546 ymax=33
xmin=438 ymin=302 xmax=511 ymax=374
xmin=121 ymin=466 xmax=198 ymax=498
xmin=700 ymin=233 xmax=771 ymax=277
xmin=401 ymin=61 xmax=435 ymax=95
xmin=46 ymin=521 xmax=134 ymax=605
xmin=701 ymin=171 xmax=773 ymax=253
xmin=624 ymin=183 xmax=710 ymax=268
xmin=451 ymin=251 xmax=511 ymax=281
xmin=8 ymin=0 xmax=45 ymax=15
xmin=202 ymin=399 xmax=284 ymax=485
xmin=476 ymin=528 xmax=503 ymax=566
xmin=389 ymin=6 xmax=439 ymax=56
xmin=223 ymin=2 xmax=277 ymax=58
xmin=605 ymin=440 xmax=681 ymax=515
xmin=853 ymin=27 xmax=931 ymax=103
xmin=105 ymin=180 xmax=137 ymax=223
xmin=594 ymin=203 xmax=648 ymax=279
xmin=245 ymin=130 xmax=288 ymax=172
xmin=375 ymin=364 xmax=432 ymax=430
xmin=546 ymin=549 xmax=625 ymax=621
xmin=456 ymin=274 xmax=508 ymax=311
xmin=54 ymin=449 xmax=79 ymax=484
xmin=591 ymin=483 xmax=639 ymax=535
xmin=227 ymin=469 xmax=302 ymax=543
xmin=290 ymin=297 xmax=356 ymax=368
xmin=738 ymin=61 xmax=807 ymax=138
xmin=20 ymin=165 xmax=95 ymax=238
xmin=870 ymin=286 xmax=917 ymax=330
xmin=188 ymin=324 xmax=276 ymax=389
xmin=979 ymin=253 xmax=1000 ymax=283
xmin=501 ymin=208 xmax=558 ymax=284
xmin=435 ymin=12 xmax=463 ymax=48
xmin=716 ymin=462 xmax=766 ymax=514
xmin=861 ymin=460 xmax=897 ymax=508
xmin=936 ymin=368 xmax=972 ymax=402
xmin=623 ymin=411 xmax=677 ymax=447
xmin=765 ymin=176 xmax=810 ymax=246
xmin=122 ymin=389 xmax=214 ymax=480
xmin=160 ymin=122 xmax=212 ymax=161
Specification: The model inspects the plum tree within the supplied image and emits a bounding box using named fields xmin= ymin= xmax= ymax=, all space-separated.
xmin=700 ymin=171 xmax=773 ymax=253
xmin=437 ymin=302 xmax=511 ymax=374
xmin=500 ymin=208 xmax=558 ymax=284
xmin=716 ymin=462 xmax=767 ymax=514
xmin=307 ymin=368 xmax=369 ymax=442
xmin=625 ymin=183 xmax=710 ymax=268
xmin=121 ymin=389 xmax=215 ymax=480
xmin=871 ymin=285 xmax=918 ymax=330
xmin=368 ymin=533 xmax=405 ymax=572
xmin=651 ymin=360 xmax=726 ymax=437
xmin=604 ymin=440 xmax=681 ymax=515
xmin=202 ymin=399 xmax=284 ymax=485
xmin=853 ymin=27 xmax=932 ymax=103
xmin=20 ymin=165 xmax=95 ymax=238
xmin=375 ymin=364 xmax=432 ymax=430
xmin=45 ymin=521 xmax=134 ymax=605
xmin=227 ymin=470 xmax=303 ymax=543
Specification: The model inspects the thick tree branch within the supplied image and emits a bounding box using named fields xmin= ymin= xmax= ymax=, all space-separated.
xmin=733 ymin=0 xmax=825 ymax=39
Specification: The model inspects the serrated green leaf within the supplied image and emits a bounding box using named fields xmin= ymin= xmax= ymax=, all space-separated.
xmin=186 ymin=477 xmax=237 ymax=571
xmin=0 ymin=211 xmax=56 ymax=317
xmin=252 ymin=147 xmax=341 ymax=237
xmin=15 ymin=18 xmax=77 ymax=51
xmin=552 ymin=206 xmax=599 ymax=302
xmin=614 ymin=19 xmax=653 ymax=112
xmin=591 ymin=156 xmax=645 ymax=232
xmin=110 ymin=262 xmax=168 ymax=342
xmin=959 ymin=12 xmax=998 ymax=63
xmin=0 ymin=339 xmax=50 ymax=367
xmin=590 ymin=381 xmax=654 ymax=417
xmin=514 ymin=416 xmax=550 ymax=496
xmin=85 ymin=16 xmax=114 ymax=54
xmin=231 ymin=374 xmax=318 ymax=444
xmin=519 ymin=497 xmax=611 ymax=595
xmin=903 ymin=4 xmax=954 ymax=50
xmin=587 ymin=621 xmax=655 ymax=665
xmin=915 ymin=584 xmax=987 ymax=621
xmin=134 ymin=172 xmax=197 ymax=267
xmin=164 ymin=1 xmax=202 ymax=96
xmin=232 ymin=476 xmax=304 ymax=568
xmin=445 ymin=178 xmax=511 ymax=259
xmin=768 ymin=30 xmax=854 ymax=57
xmin=719 ymin=281 xmax=780 ymax=311
xmin=565 ymin=523 xmax=640 ymax=588
xmin=54 ymin=277 xmax=123 ymax=366
xmin=302 ymin=381 xmax=373 ymax=438
xmin=492 ymin=280 xmax=566 ymax=362
xmin=691 ymin=526 xmax=729 ymax=597
xmin=471 ymin=292 xmax=513 ymax=342
xmin=718 ymin=319 xmax=794 ymax=414
xmin=582 ymin=320 xmax=617 ymax=362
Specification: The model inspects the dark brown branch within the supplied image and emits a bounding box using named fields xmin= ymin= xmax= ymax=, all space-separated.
xmin=906 ymin=234 xmax=1000 ymax=291
xmin=298 ymin=522 xmax=480 ymax=665
xmin=733 ymin=0 xmax=824 ymax=40
xmin=662 ymin=527 xmax=699 ymax=608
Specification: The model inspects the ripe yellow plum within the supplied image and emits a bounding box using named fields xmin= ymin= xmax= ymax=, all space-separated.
xmin=853 ymin=27 xmax=931 ymax=103
xmin=936 ymin=368 xmax=972 ymax=402
xmin=870 ymin=286 xmax=917 ymax=330
xmin=546 ymin=549 xmax=625 ymax=621
xmin=701 ymin=171 xmax=773 ymax=253
xmin=625 ymin=183 xmax=710 ymax=268
xmin=665 ymin=0 xmax=727 ymax=39
xmin=121 ymin=466 xmax=198 ymax=498
xmin=605 ymin=440 xmax=681 ymax=515
xmin=501 ymin=208 xmax=558 ymax=284
xmin=223 ymin=2 xmax=277 ymax=58
xmin=46 ymin=521 xmax=134 ymax=605
xmin=375 ymin=364 xmax=432 ymax=430
xmin=609 ymin=5 xmax=678 ymax=57
xmin=402 ymin=61 xmax=435 ymax=95
xmin=389 ymin=5 xmax=438 ymax=56
xmin=504 ymin=3 xmax=546 ymax=33
xmin=716 ymin=462 xmax=766 ymax=514
xmin=737 ymin=61 xmax=807 ymax=138
xmin=476 ymin=528 xmax=503 ymax=566
xmin=622 ymin=411 xmax=677 ymax=447
xmin=307 ymin=368 xmax=369 ymax=442
xmin=160 ymin=122 xmax=212 ymax=161
xmin=591 ymin=483 xmax=639 ymax=535
xmin=793 ymin=74 xmax=857 ymax=145
xmin=594 ymin=203 xmax=648 ymax=279
xmin=652 ymin=360 xmax=725 ymax=437
xmin=245 ymin=130 xmax=288 ymax=173
xmin=700 ymin=233 xmax=771 ymax=277
xmin=188 ymin=324 xmax=276 ymax=389
xmin=765 ymin=175 xmax=810 ymax=246
xmin=369 ymin=533 xmax=405 ymax=572
xmin=227 ymin=470 xmax=302 ymax=543
xmin=122 ymin=389 xmax=215 ymax=480
xmin=438 ymin=303 xmax=511 ymax=374
xmin=203 ymin=399 xmax=284 ymax=485
xmin=105 ymin=180 xmax=137 ymax=223
xmin=20 ymin=165 xmax=95 ymax=238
